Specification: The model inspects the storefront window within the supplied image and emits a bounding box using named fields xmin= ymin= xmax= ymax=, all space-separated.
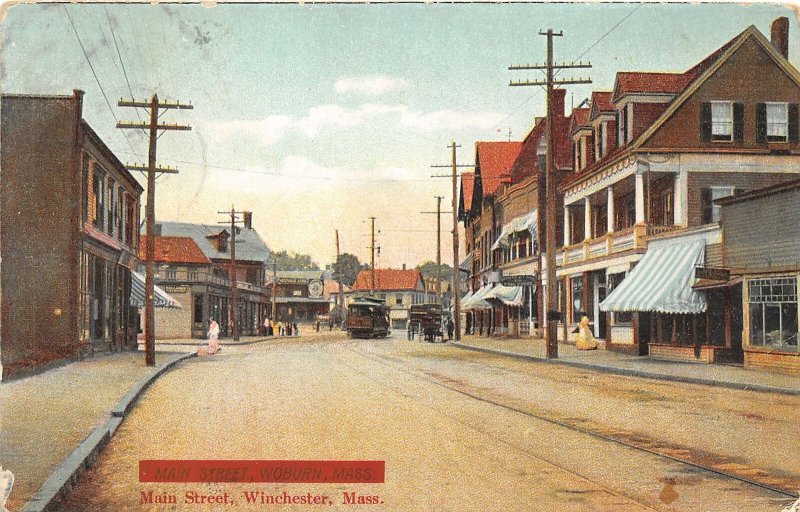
xmin=571 ymin=276 xmax=583 ymax=323
xmin=607 ymin=272 xmax=632 ymax=324
xmin=749 ymin=277 xmax=798 ymax=349
xmin=193 ymin=294 xmax=204 ymax=324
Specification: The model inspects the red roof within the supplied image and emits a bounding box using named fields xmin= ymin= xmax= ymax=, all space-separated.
xmin=613 ymin=72 xmax=693 ymax=102
xmin=570 ymin=108 xmax=591 ymax=133
xmin=139 ymin=236 xmax=210 ymax=265
xmin=475 ymin=141 xmax=523 ymax=196
xmin=351 ymin=269 xmax=422 ymax=292
xmin=590 ymin=91 xmax=614 ymax=116
xmin=323 ymin=279 xmax=352 ymax=297
xmin=460 ymin=172 xmax=475 ymax=212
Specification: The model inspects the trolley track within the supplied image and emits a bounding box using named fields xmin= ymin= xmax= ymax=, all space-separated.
xmin=334 ymin=338 xmax=798 ymax=502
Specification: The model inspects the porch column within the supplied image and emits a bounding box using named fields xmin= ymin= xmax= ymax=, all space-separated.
xmin=635 ymin=171 xmax=646 ymax=224
xmin=563 ymin=206 xmax=571 ymax=247
xmin=584 ymin=197 xmax=592 ymax=240
xmin=674 ymin=168 xmax=688 ymax=226
xmin=606 ymin=186 xmax=614 ymax=233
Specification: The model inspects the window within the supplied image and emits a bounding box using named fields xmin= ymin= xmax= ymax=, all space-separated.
xmin=607 ymin=272 xmax=632 ymax=324
xmin=711 ymin=101 xmax=733 ymax=141
xmin=82 ymin=154 xmax=90 ymax=221
xmin=188 ymin=270 xmax=199 ymax=281
xmin=165 ymin=269 xmax=177 ymax=280
xmin=396 ymin=294 xmax=403 ymax=305
xmin=93 ymin=171 xmax=105 ymax=228
xmin=107 ymin=179 xmax=116 ymax=235
xmin=570 ymin=276 xmax=583 ymax=323
xmin=700 ymin=186 xmax=734 ymax=224
xmin=766 ymin=102 xmax=788 ymax=141
xmin=701 ymin=101 xmax=743 ymax=142
xmin=618 ymin=105 xmax=628 ymax=145
xmin=193 ymin=294 xmax=204 ymax=324
xmin=749 ymin=277 xmax=798 ymax=349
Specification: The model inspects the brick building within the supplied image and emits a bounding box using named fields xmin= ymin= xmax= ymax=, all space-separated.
xmin=1 ymin=90 xmax=142 ymax=379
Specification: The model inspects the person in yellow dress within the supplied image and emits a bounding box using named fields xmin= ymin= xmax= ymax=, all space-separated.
xmin=576 ymin=316 xmax=599 ymax=350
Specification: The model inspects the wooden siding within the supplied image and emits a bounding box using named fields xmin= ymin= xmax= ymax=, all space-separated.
xmin=705 ymin=243 xmax=723 ymax=267
xmin=686 ymin=171 xmax=794 ymax=228
xmin=645 ymin=36 xmax=800 ymax=150
xmin=745 ymin=350 xmax=800 ymax=375
xmin=722 ymin=187 xmax=800 ymax=269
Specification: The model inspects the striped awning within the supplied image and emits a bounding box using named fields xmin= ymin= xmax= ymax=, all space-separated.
xmin=491 ymin=211 xmax=537 ymax=251
xmin=462 ymin=284 xmax=494 ymax=310
xmin=484 ymin=284 xmax=524 ymax=306
xmin=600 ymin=240 xmax=706 ymax=314
xmin=130 ymin=270 xmax=182 ymax=309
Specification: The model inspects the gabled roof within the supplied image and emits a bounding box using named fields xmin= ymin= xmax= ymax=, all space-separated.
xmin=155 ymin=221 xmax=271 ymax=264
xmin=475 ymin=141 xmax=523 ymax=196
xmin=562 ymin=23 xmax=800 ymax=193
xmin=508 ymin=119 xmax=546 ymax=182
xmin=351 ymin=268 xmax=423 ymax=292
xmin=589 ymin=91 xmax=614 ymax=120
xmin=569 ymin=108 xmax=591 ymax=135
xmin=139 ymin=236 xmax=211 ymax=265
xmin=323 ymin=279 xmax=352 ymax=297
xmin=459 ymin=172 xmax=475 ymax=216
xmin=612 ymin=72 xmax=692 ymax=102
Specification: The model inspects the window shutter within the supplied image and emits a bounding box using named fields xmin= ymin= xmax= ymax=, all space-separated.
xmin=756 ymin=102 xmax=767 ymax=143
xmin=700 ymin=102 xmax=712 ymax=142
xmin=789 ymin=103 xmax=799 ymax=143
xmin=733 ymin=102 xmax=744 ymax=142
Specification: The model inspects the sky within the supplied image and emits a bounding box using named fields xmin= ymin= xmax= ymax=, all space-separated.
xmin=2 ymin=2 xmax=799 ymax=269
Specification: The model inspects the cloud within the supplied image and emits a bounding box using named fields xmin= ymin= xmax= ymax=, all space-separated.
xmin=199 ymin=115 xmax=293 ymax=145
xmin=200 ymin=103 xmax=503 ymax=145
xmin=400 ymin=109 xmax=506 ymax=131
xmin=334 ymin=75 xmax=410 ymax=96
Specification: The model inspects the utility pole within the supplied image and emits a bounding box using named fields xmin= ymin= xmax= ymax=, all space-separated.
xmin=118 ymin=95 xmax=192 ymax=366
xmin=510 ymin=30 xmax=591 ymax=358
xmin=335 ymin=230 xmax=344 ymax=322
xmin=271 ymin=261 xmax=277 ymax=322
xmin=217 ymin=207 xmax=246 ymax=341
xmin=430 ymin=144 xmax=472 ymax=341
xmin=421 ymin=196 xmax=452 ymax=305
xmin=369 ymin=217 xmax=376 ymax=295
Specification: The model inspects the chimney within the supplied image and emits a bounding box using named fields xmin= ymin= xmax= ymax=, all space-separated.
xmin=551 ymin=88 xmax=567 ymax=117
xmin=771 ymin=17 xmax=789 ymax=59
xmin=402 ymin=263 xmax=406 ymax=270
xmin=243 ymin=211 xmax=253 ymax=229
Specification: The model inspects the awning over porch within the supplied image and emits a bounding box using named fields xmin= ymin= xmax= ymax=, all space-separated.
xmin=491 ymin=211 xmax=537 ymax=251
xmin=484 ymin=284 xmax=524 ymax=306
xmin=130 ymin=270 xmax=182 ymax=309
xmin=461 ymin=284 xmax=494 ymax=310
xmin=600 ymin=240 xmax=706 ymax=314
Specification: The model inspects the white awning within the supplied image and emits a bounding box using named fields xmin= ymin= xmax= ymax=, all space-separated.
xmin=462 ymin=284 xmax=494 ymax=310
xmin=130 ymin=271 xmax=182 ymax=309
xmin=485 ymin=284 xmax=524 ymax=306
xmin=491 ymin=211 xmax=537 ymax=251
xmin=600 ymin=240 xmax=706 ymax=314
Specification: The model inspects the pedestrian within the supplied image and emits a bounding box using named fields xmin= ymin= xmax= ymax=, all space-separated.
xmin=447 ymin=317 xmax=454 ymax=341
xmin=199 ymin=318 xmax=220 ymax=356
xmin=263 ymin=317 xmax=271 ymax=336
xmin=293 ymin=322 xmax=299 ymax=336
xmin=279 ymin=322 xmax=284 ymax=337
xmin=286 ymin=322 xmax=292 ymax=336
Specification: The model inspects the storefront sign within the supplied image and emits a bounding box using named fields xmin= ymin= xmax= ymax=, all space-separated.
xmin=695 ymin=266 xmax=730 ymax=282
xmin=163 ymin=285 xmax=188 ymax=293
xmin=501 ymin=275 xmax=535 ymax=286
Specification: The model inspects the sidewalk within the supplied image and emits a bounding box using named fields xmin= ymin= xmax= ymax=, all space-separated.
xmin=0 ymin=350 xmax=194 ymax=512
xmin=452 ymin=335 xmax=800 ymax=395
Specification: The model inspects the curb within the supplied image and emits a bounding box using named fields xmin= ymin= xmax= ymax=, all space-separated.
xmin=139 ymin=337 xmax=272 ymax=348
xmin=21 ymin=352 xmax=196 ymax=512
xmin=451 ymin=342 xmax=800 ymax=396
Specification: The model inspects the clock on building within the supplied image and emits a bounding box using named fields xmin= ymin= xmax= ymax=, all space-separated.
xmin=308 ymin=279 xmax=324 ymax=298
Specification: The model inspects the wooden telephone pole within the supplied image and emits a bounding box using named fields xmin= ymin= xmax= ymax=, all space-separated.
xmin=369 ymin=217 xmax=376 ymax=296
xmin=118 ymin=95 xmax=192 ymax=366
xmin=510 ymin=30 xmax=591 ymax=359
xmin=431 ymin=143 xmax=472 ymax=341
xmin=421 ymin=196 xmax=452 ymax=305
xmin=217 ymin=207 xmax=247 ymax=341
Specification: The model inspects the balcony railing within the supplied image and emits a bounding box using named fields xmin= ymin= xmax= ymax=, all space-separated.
xmin=153 ymin=268 xmax=269 ymax=294
xmin=559 ymin=223 xmax=680 ymax=266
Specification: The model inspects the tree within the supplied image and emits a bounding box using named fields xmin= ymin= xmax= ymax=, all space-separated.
xmin=416 ymin=261 xmax=454 ymax=281
xmin=272 ymin=250 xmax=320 ymax=271
xmin=332 ymin=253 xmax=367 ymax=286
